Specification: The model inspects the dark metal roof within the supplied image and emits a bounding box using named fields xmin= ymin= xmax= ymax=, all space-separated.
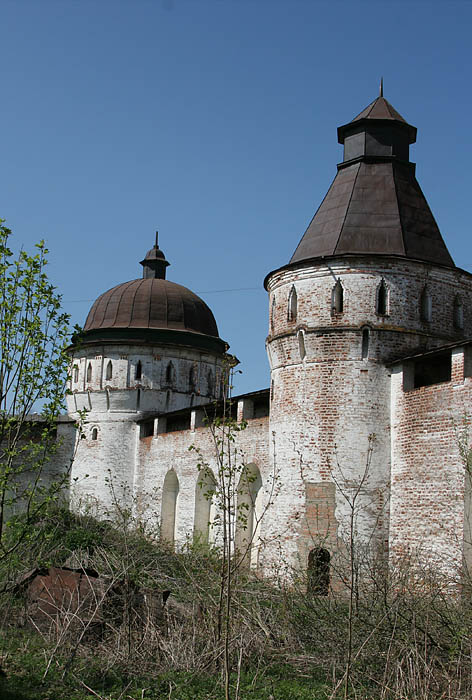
xmin=290 ymin=160 xmax=454 ymax=266
xmin=84 ymin=278 xmax=220 ymax=338
xmin=287 ymin=94 xmax=454 ymax=270
xmin=352 ymin=96 xmax=409 ymax=125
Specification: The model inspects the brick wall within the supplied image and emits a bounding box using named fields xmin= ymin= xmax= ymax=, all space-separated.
xmin=390 ymin=346 xmax=472 ymax=576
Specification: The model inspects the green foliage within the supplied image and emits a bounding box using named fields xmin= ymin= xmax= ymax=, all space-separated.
xmin=0 ymin=220 xmax=73 ymax=565
xmin=0 ymin=629 xmax=330 ymax=699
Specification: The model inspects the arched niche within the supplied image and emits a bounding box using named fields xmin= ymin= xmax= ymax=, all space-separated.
xmin=270 ymin=295 xmax=276 ymax=332
xmin=331 ymin=279 xmax=344 ymax=314
xmin=161 ymin=469 xmax=179 ymax=546
xmin=376 ymin=278 xmax=389 ymax=316
xmin=454 ymin=294 xmax=464 ymax=330
xmin=420 ymin=285 xmax=432 ymax=322
xmin=164 ymin=360 xmax=177 ymax=388
xmin=235 ymin=463 xmax=262 ymax=568
xmin=194 ymin=469 xmax=217 ymax=545
xmin=207 ymin=368 xmax=214 ymax=396
xmin=288 ymin=285 xmax=297 ymax=322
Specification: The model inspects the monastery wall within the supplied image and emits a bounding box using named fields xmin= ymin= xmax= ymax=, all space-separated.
xmin=390 ymin=346 xmax=472 ymax=576
xmin=133 ymin=405 xmax=270 ymax=563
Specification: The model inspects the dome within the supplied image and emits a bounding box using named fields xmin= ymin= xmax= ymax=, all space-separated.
xmin=79 ymin=237 xmax=226 ymax=353
xmin=84 ymin=278 xmax=220 ymax=337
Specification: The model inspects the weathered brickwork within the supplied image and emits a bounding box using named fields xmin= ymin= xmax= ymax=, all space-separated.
xmin=57 ymin=253 xmax=472 ymax=582
xmin=50 ymin=93 xmax=472 ymax=585
xmin=390 ymin=347 xmax=472 ymax=574
xmin=264 ymin=256 xmax=472 ymax=573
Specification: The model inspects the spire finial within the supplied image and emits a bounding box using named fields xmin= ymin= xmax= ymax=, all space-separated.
xmin=379 ymin=76 xmax=384 ymax=98
xmin=155 ymin=230 xmax=159 ymax=248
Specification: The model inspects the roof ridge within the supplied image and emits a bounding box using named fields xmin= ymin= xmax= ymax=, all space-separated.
xmin=333 ymin=161 xmax=361 ymax=255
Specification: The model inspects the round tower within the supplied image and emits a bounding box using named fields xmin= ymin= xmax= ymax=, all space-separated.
xmin=263 ymin=92 xmax=472 ymax=573
xmin=67 ymin=235 xmax=228 ymax=512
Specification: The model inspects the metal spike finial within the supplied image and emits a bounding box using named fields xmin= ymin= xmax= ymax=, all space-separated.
xmin=155 ymin=230 xmax=159 ymax=248
xmin=379 ymin=77 xmax=384 ymax=97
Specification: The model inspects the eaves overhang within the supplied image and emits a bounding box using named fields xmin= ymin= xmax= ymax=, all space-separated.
xmin=264 ymin=254 xmax=472 ymax=291
xmin=68 ymin=327 xmax=228 ymax=355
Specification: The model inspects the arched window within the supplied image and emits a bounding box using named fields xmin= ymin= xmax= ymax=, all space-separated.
xmin=161 ymin=470 xmax=179 ymax=546
xmin=91 ymin=427 xmax=98 ymax=441
xmin=298 ymin=330 xmax=306 ymax=361
xmin=189 ymin=364 xmax=197 ymax=393
xmin=165 ymin=361 xmax=176 ymax=388
xmin=376 ymin=279 xmax=388 ymax=316
xmin=307 ymin=547 xmax=330 ymax=595
xmin=288 ymin=286 xmax=297 ymax=322
xmin=73 ymin=365 xmax=79 ymax=383
xmin=331 ymin=280 xmax=343 ymax=314
xmin=135 ymin=360 xmax=142 ymax=381
xmin=454 ymin=295 xmax=464 ymax=330
xmin=106 ymin=361 xmax=113 ymax=381
xmin=361 ymin=327 xmax=370 ymax=360
xmin=207 ymin=368 xmax=214 ymax=396
xmin=86 ymin=363 xmax=92 ymax=383
xmin=420 ymin=285 xmax=432 ymax=322
xmin=194 ymin=469 xmax=217 ymax=545
xmin=235 ymin=464 xmax=262 ymax=568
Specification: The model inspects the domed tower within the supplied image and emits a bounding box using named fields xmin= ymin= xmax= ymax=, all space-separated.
xmin=67 ymin=236 xmax=228 ymax=511
xmin=264 ymin=91 xmax=472 ymax=571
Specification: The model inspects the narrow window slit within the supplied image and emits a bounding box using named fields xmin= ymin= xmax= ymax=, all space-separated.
xmin=331 ymin=280 xmax=343 ymax=314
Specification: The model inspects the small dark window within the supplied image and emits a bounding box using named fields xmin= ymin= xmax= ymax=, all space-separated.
xmin=454 ymin=295 xmax=464 ymax=330
xmin=331 ymin=280 xmax=343 ymax=314
xmin=73 ymin=365 xmax=79 ymax=383
xmin=413 ymin=351 xmax=451 ymax=389
xmin=271 ymin=296 xmax=276 ymax=331
xmin=377 ymin=279 xmax=388 ymax=316
xmin=106 ymin=361 xmax=113 ymax=381
xmin=420 ymin=286 xmax=432 ymax=322
xmin=86 ymin=363 xmax=92 ymax=383
xmin=135 ymin=360 xmax=142 ymax=380
xmin=308 ymin=547 xmax=330 ymax=596
xmin=91 ymin=427 xmax=98 ymax=441
xmin=165 ymin=413 xmax=191 ymax=433
xmin=253 ymin=393 xmax=270 ymax=417
xmin=361 ymin=327 xmax=370 ymax=359
xmin=288 ymin=286 xmax=297 ymax=322
xmin=140 ymin=420 xmax=154 ymax=439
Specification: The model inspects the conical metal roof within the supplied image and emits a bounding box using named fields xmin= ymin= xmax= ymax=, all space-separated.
xmin=288 ymin=94 xmax=454 ymax=269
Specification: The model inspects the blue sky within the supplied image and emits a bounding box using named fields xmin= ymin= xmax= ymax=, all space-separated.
xmin=1 ymin=0 xmax=471 ymax=394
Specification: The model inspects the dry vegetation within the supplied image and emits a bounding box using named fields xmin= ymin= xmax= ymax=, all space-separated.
xmin=0 ymin=507 xmax=472 ymax=699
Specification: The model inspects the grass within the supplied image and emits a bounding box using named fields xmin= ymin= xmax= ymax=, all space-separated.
xmin=2 ymin=507 xmax=472 ymax=700
xmin=0 ymin=629 xmax=330 ymax=700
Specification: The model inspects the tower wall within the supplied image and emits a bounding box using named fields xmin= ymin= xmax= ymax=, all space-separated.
xmin=67 ymin=342 xmax=227 ymax=513
xmin=265 ymin=257 xmax=472 ymax=572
